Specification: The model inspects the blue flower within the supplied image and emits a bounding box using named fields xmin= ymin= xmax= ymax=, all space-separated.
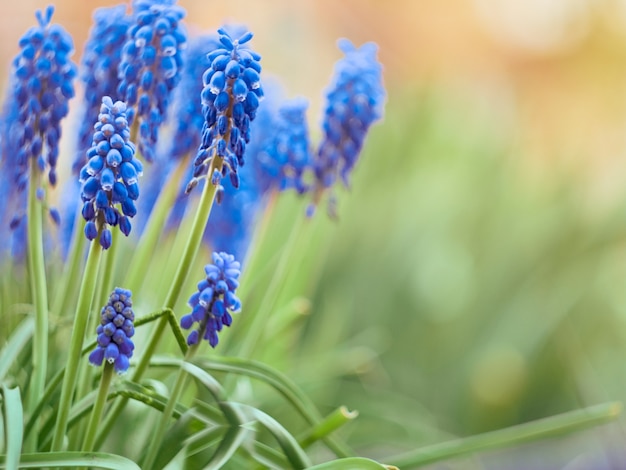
xmin=117 ymin=0 xmax=187 ymax=162
xmin=180 ymin=252 xmax=242 ymax=348
xmin=74 ymin=5 xmax=131 ymax=174
xmin=5 ymin=5 xmax=77 ymax=190
xmin=311 ymin=39 xmax=385 ymax=210
xmin=88 ymin=287 xmax=135 ymax=375
xmin=186 ymin=28 xmax=263 ymax=193
xmin=79 ymin=97 xmax=142 ymax=249
xmin=255 ymin=96 xmax=312 ymax=194
xmin=205 ymin=161 xmax=260 ymax=262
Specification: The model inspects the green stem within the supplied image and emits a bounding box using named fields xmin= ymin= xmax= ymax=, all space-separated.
xmin=96 ymin=172 xmax=219 ymax=447
xmin=141 ymin=344 xmax=199 ymax=470
xmin=124 ymin=158 xmax=187 ymax=293
xmin=81 ymin=363 xmax=114 ymax=455
xmin=24 ymin=161 xmax=49 ymax=452
xmin=69 ymin=231 xmax=119 ymax=449
xmin=388 ymin=402 xmax=622 ymax=468
xmin=299 ymin=406 xmax=358 ymax=449
xmin=51 ymin=216 xmax=86 ymax=319
xmin=236 ymin=214 xmax=306 ymax=359
xmin=51 ymin=241 xmax=102 ymax=452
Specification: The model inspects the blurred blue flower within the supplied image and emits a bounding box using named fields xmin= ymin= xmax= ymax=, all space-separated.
xmin=205 ymin=160 xmax=260 ymax=262
xmin=88 ymin=287 xmax=135 ymax=375
xmin=255 ymin=96 xmax=312 ymax=194
xmin=79 ymin=97 xmax=142 ymax=249
xmin=117 ymin=0 xmax=187 ymax=162
xmin=180 ymin=252 xmax=242 ymax=348
xmin=312 ymin=39 xmax=385 ymax=210
xmin=5 ymin=5 xmax=77 ymax=190
xmin=74 ymin=4 xmax=131 ymax=174
xmin=186 ymin=28 xmax=263 ymax=193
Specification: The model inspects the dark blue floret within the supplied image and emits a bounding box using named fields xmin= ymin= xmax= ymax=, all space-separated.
xmin=186 ymin=28 xmax=263 ymax=194
xmin=74 ymin=5 xmax=131 ymax=174
xmin=117 ymin=0 xmax=187 ymax=162
xmin=180 ymin=252 xmax=241 ymax=348
xmin=4 ymin=6 xmax=77 ymax=189
xmin=88 ymin=287 xmax=135 ymax=374
xmin=79 ymin=97 xmax=142 ymax=249
xmin=311 ymin=39 xmax=385 ymax=210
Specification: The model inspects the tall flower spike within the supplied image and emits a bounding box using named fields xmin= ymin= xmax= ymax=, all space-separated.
xmin=186 ymin=28 xmax=263 ymax=193
xmin=79 ymin=96 xmax=142 ymax=249
xmin=180 ymin=252 xmax=242 ymax=348
xmin=88 ymin=287 xmax=135 ymax=375
xmin=117 ymin=0 xmax=187 ymax=162
xmin=311 ymin=39 xmax=385 ymax=212
xmin=74 ymin=5 xmax=131 ymax=174
xmin=7 ymin=5 xmax=77 ymax=189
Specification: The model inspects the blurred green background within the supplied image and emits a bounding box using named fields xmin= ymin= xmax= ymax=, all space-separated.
xmin=5 ymin=0 xmax=626 ymax=468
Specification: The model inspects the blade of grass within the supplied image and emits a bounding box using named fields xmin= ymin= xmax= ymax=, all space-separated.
xmin=1 ymin=385 xmax=24 ymax=470
xmin=388 ymin=402 xmax=622 ymax=468
xmin=0 ymin=451 xmax=140 ymax=469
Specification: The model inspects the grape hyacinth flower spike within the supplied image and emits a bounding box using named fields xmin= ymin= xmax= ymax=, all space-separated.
xmin=79 ymin=96 xmax=142 ymax=249
xmin=88 ymin=287 xmax=135 ymax=374
xmin=180 ymin=252 xmax=242 ymax=348
xmin=118 ymin=0 xmax=187 ymax=162
xmin=311 ymin=39 xmax=385 ymax=215
xmin=7 ymin=5 xmax=77 ymax=190
xmin=75 ymin=5 xmax=131 ymax=173
xmin=186 ymin=28 xmax=264 ymax=193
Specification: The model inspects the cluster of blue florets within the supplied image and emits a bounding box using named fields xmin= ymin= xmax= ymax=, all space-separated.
xmin=88 ymin=287 xmax=135 ymax=375
xmin=79 ymin=97 xmax=142 ymax=249
xmin=261 ymin=97 xmax=312 ymax=194
xmin=10 ymin=6 xmax=76 ymax=189
xmin=180 ymin=252 xmax=242 ymax=348
xmin=313 ymin=39 xmax=385 ymax=191
xmin=75 ymin=5 xmax=131 ymax=173
xmin=117 ymin=0 xmax=187 ymax=162
xmin=187 ymin=28 xmax=263 ymax=193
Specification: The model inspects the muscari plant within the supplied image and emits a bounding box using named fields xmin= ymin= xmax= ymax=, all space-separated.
xmin=0 ymin=2 xmax=619 ymax=470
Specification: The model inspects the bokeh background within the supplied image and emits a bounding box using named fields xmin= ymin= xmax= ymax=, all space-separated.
xmin=5 ymin=0 xmax=626 ymax=468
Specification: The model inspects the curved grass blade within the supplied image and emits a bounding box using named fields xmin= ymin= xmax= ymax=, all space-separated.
xmin=0 ymin=451 xmax=140 ymax=469
xmin=0 ymin=318 xmax=34 ymax=382
xmin=38 ymin=379 xmax=190 ymax=451
xmin=150 ymin=409 xmax=206 ymax=470
xmin=305 ymin=458 xmax=394 ymax=470
xmin=1 ymin=385 xmax=23 ymax=470
xmin=233 ymin=402 xmax=311 ymax=469
xmin=388 ymin=401 xmax=622 ymax=468
xmin=185 ymin=424 xmax=251 ymax=470
xmin=299 ymin=406 xmax=358 ymax=449
xmin=194 ymin=356 xmax=354 ymax=457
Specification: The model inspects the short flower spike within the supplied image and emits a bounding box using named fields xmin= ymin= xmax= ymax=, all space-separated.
xmin=88 ymin=287 xmax=136 ymax=375
xmin=180 ymin=252 xmax=242 ymax=348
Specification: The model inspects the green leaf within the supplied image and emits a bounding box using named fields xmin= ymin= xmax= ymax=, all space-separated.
xmin=0 ymin=318 xmax=34 ymax=382
xmin=233 ymin=403 xmax=312 ymax=469
xmin=299 ymin=406 xmax=358 ymax=449
xmin=1 ymin=385 xmax=23 ymax=470
xmin=151 ymin=409 xmax=203 ymax=470
xmin=305 ymin=458 xmax=394 ymax=469
xmin=0 ymin=451 xmax=140 ymax=469
xmin=192 ymin=424 xmax=250 ymax=470
xmin=388 ymin=401 xmax=622 ymax=468
xmin=193 ymin=356 xmax=354 ymax=457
